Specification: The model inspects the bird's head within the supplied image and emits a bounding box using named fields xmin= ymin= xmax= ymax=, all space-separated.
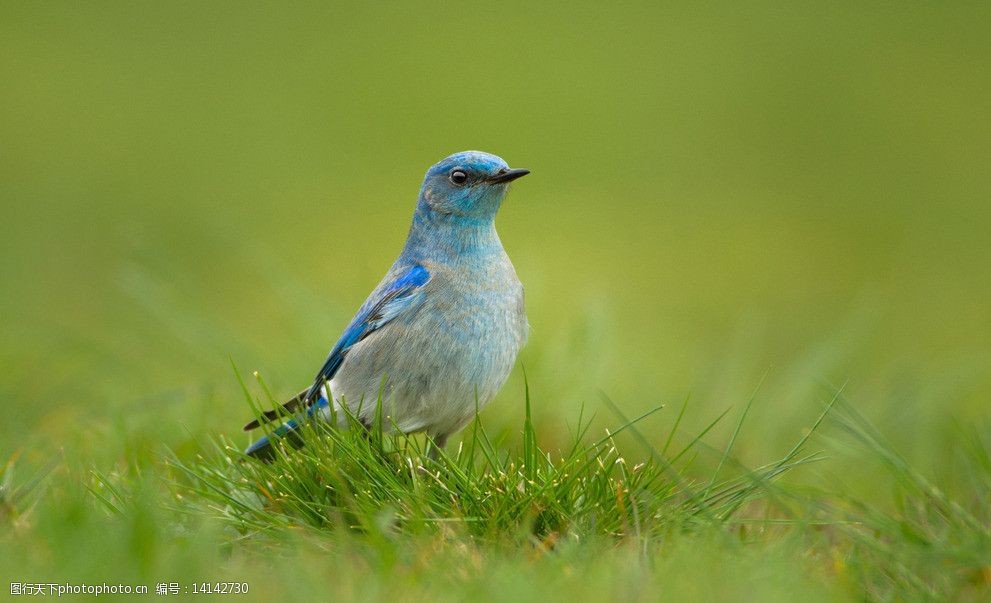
xmin=417 ymin=151 xmax=529 ymax=223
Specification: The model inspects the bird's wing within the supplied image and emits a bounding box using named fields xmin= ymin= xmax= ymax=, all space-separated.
xmin=242 ymin=264 xmax=431 ymax=432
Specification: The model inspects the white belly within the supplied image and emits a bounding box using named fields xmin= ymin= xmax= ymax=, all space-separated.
xmin=322 ymin=260 xmax=527 ymax=438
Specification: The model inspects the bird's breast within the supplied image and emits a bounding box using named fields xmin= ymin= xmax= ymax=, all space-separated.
xmin=421 ymin=255 xmax=527 ymax=347
xmin=330 ymin=254 xmax=527 ymax=433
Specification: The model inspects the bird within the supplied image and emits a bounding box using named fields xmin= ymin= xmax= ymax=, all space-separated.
xmin=242 ymin=150 xmax=529 ymax=460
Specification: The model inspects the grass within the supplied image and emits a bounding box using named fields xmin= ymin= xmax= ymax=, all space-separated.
xmin=812 ymin=401 xmax=991 ymax=600
xmin=163 ymin=372 xmax=826 ymax=542
xmin=4 ymin=372 xmax=983 ymax=602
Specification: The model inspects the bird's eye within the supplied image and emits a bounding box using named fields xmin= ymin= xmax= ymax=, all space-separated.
xmin=449 ymin=170 xmax=468 ymax=185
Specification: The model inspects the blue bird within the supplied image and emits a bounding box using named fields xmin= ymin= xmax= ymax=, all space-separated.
xmin=243 ymin=151 xmax=529 ymax=459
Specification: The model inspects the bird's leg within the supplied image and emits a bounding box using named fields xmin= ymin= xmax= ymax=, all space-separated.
xmin=426 ymin=433 xmax=448 ymax=461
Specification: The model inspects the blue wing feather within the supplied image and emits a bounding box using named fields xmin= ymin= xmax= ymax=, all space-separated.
xmin=302 ymin=263 xmax=430 ymax=401
xmin=243 ymin=264 xmax=430 ymax=458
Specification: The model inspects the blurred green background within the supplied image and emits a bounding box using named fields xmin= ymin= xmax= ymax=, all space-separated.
xmin=2 ymin=0 xmax=989 ymax=497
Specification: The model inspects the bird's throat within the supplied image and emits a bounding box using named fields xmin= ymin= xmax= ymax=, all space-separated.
xmin=404 ymin=209 xmax=503 ymax=263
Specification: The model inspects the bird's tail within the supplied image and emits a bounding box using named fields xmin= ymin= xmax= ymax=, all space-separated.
xmin=243 ymin=394 xmax=331 ymax=461
xmin=244 ymin=418 xmax=304 ymax=461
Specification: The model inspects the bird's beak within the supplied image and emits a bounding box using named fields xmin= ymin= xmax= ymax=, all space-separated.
xmin=487 ymin=168 xmax=530 ymax=184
